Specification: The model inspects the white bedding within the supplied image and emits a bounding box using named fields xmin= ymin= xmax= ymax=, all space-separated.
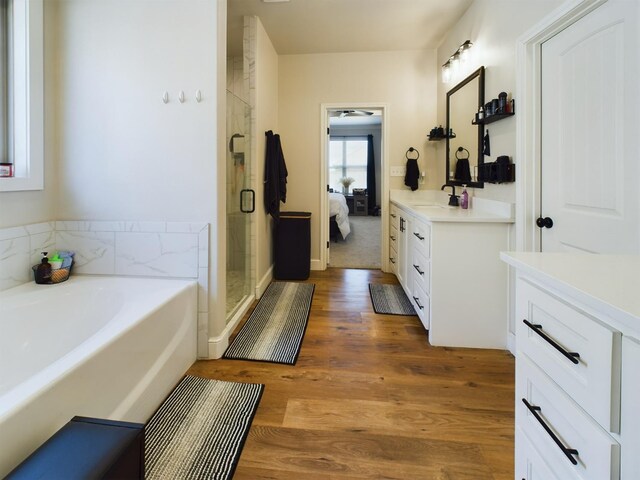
xmin=329 ymin=192 xmax=351 ymax=239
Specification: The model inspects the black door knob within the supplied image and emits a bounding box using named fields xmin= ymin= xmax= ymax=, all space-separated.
xmin=536 ymin=217 xmax=553 ymax=229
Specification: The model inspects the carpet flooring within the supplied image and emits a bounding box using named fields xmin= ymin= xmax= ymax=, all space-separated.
xmin=330 ymin=216 xmax=381 ymax=269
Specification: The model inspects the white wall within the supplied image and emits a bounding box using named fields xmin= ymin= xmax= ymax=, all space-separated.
xmin=436 ymin=0 xmax=563 ymax=202
xmin=252 ymin=17 xmax=279 ymax=293
xmin=279 ymin=50 xmax=437 ymax=264
xmin=48 ymin=0 xmax=226 ymax=354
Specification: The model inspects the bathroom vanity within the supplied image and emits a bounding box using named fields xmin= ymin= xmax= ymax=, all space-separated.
xmin=501 ymin=252 xmax=640 ymax=479
xmin=389 ymin=190 xmax=513 ymax=349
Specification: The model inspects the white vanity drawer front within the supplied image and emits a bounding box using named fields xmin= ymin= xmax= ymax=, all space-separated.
xmin=388 ymin=250 xmax=397 ymax=274
xmin=389 ymin=204 xmax=399 ymax=229
xmin=389 ymin=224 xmax=398 ymax=252
xmin=516 ymin=278 xmax=621 ymax=432
xmin=516 ymin=427 xmax=569 ymax=480
xmin=411 ymin=247 xmax=430 ymax=294
xmin=517 ymin=354 xmax=620 ymax=480
xmin=411 ymin=279 xmax=430 ymax=330
xmin=411 ymin=220 xmax=430 ymax=258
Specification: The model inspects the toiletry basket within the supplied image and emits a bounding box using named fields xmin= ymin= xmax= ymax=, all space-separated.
xmin=32 ymin=264 xmax=73 ymax=284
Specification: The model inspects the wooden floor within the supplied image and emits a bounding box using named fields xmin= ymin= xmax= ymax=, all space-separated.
xmin=188 ymin=269 xmax=515 ymax=479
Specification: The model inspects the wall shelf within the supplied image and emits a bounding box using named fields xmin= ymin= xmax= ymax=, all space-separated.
xmin=472 ymin=98 xmax=515 ymax=125
xmin=427 ymin=133 xmax=456 ymax=142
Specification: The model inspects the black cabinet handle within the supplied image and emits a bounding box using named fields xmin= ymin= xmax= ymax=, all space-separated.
xmin=522 ymin=398 xmax=579 ymax=465
xmin=523 ymin=319 xmax=580 ymax=365
xmin=413 ymin=232 xmax=425 ymax=240
xmin=412 ymin=296 xmax=424 ymax=310
xmin=536 ymin=217 xmax=554 ymax=228
xmin=390 ymin=213 xmax=397 ymax=218
xmin=389 ymin=258 xmax=396 ymax=264
xmin=390 ymin=235 xmax=396 ymax=241
xmin=400 ymin=218 xmax=405 ymax=232
xmin=413 ymin=264 xmax=424 ymax=275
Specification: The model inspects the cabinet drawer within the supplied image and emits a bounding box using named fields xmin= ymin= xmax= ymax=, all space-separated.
xmin=388 ymin=247 xmax=397 ymax=274
xmin=411 ymin=220 xmax=430 ymax=258
xmin=516 ymin=426 xmax=569 ymax=480
xmin=411 ymin=280 xmax=430 ymax=330
xmin=516 ymin=354 xmax=620 ymax=480
xmin=516 ymin=279 xmax=621 ymax=432
xmin=389 ymin=225 xmax=398 ymax=252
xmin=411 ymin=247 xmax=430 ymax=294
xmin=389 ymin=204 xmax=399 ymax=230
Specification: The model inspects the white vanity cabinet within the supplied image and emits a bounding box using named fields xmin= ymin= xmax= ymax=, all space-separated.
xmin=502 ymin=253 xmax=640 ymax=480
xmin=388 ymin=205 xmax=399 ymax=274
xmin=390 ymin=200 xmax=512 ymax=349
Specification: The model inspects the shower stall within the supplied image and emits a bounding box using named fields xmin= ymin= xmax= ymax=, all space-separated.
xmin=225 ymin=78 xmax=253 ymax=321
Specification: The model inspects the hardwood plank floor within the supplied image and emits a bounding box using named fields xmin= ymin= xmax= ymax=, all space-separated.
xmin=187 ymin=268 xmax=515 ymax=479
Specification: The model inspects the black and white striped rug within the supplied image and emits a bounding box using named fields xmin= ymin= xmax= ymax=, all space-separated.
xmin=369 ymin=284 xmax=417 ymax=316
xmin=223 ymin=282 xmax=315 ymax=365
xmin=145 ymin=375 xmax=263 ymax=480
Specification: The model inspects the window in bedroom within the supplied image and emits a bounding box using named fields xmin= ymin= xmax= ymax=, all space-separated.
xmin=0 ymin=0 xmax=44 ymax=191
xmin=329 ymin=136 xmax=367 ymax=193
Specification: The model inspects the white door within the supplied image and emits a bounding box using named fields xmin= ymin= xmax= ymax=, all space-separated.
xmin=540 ymin=0 xmax=639 ymax=253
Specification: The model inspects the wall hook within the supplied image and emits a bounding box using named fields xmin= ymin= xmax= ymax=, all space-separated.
xmin=195 ymin=90 xmax=202 ymax=103
xmin=162 ymin=91 xmax=169 ymax=104
xmin=178 ymin=91 xmax=185 ymax=103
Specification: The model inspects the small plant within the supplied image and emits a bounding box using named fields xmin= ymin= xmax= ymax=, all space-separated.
xmin=338 ymin=177 xmax=355 ymax=189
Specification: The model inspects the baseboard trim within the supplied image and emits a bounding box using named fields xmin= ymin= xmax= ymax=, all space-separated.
xmin=256 ymin=265 xmax=273 ymax=298
xmin=507 ymin=332 xmax=516 ymax=356
xmin=207 ymin=294 xmax=255 ymax=359
xmin=311 ymin=259 xmax=323 ymax=271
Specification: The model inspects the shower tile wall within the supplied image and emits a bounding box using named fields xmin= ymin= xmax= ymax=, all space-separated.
xmin=0 ymin=221 xmax=210 ymax=357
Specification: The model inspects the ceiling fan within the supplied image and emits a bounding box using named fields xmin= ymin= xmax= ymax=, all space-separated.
xmin=330 ymin=109 xmax=374 ymax=118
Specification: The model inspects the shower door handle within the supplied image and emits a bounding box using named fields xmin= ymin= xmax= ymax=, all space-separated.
xmin=240 ymin=189 xmax=255 ymax=213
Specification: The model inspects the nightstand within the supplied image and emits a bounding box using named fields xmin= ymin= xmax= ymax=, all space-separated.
xmin=353 ymin=194 xmax=368 ymax=216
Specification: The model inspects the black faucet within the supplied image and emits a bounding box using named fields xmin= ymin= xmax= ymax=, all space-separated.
xmin=441 ymin=184 xmax=459 ymax=207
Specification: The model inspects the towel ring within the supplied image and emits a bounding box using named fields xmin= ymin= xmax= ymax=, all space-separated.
xmin=456 ymin=147 xmax=470 ymax=160
xmin=406 ymin=147 xmax=420 ymax=160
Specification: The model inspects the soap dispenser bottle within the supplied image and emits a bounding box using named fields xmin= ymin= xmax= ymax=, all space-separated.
xmin=35 ymin=252 xmax=52 ymax=284
xmin=461 ymin=185 xmax=469 ymax=209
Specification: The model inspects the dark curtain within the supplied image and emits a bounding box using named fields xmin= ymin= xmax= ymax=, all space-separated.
xmin=366 ymin=134 xmax=376 ymax=212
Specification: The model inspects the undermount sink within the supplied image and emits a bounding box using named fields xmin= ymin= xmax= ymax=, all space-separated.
xmin=411 ymin=204 xmax=445 ymax=208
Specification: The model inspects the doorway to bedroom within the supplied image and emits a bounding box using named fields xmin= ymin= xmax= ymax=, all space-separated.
xmin=326 ymin=108 xmax=383 ymax=269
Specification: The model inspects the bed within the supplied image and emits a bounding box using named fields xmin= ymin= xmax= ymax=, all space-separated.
xmin=329 ymin=192 xmax=351 ymax=241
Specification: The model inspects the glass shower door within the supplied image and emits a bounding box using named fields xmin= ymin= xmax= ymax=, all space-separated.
xmin=226 ymin=91 xmax=252 ymax=319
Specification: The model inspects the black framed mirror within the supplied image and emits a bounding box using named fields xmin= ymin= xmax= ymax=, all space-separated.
xmin=445 ymin=66 xmax=484 ymax=188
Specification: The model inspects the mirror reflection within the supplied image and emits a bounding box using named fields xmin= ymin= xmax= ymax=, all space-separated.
xmin=446 ymin=66 xmax=484 ymax=188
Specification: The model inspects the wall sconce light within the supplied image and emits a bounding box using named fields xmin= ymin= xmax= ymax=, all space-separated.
xmin=441 ymin=40 xmax=474 ymax=83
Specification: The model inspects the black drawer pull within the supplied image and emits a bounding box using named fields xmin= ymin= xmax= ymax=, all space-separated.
xmin=522 ymin=398 xmax=579 ymax=465
xmin=412 ymin=296 xmax=424 ymax=310
xmin=413 ymin=264 xmax=424 ymax=275
xmin=390 ymin=213 xmax=397 ymax=218
xmin=523 ymin=319 xmax=580 ymax=365
xmin=413 ymin=232 xmax=425 ymax=241
xmin=390 ymin=235 xmax=396 ymax=241
xmin=389 ymin=258 xmax=396 ymax=264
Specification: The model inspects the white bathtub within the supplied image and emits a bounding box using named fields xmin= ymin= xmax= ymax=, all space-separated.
xmin=0 ymin=275 xmax=197 ymax=476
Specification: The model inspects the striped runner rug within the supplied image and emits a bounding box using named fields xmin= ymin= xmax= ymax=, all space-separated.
xmin=369 ymin=284 xmax=417 ymax=316
xmin=223 ymin=281 xmax=315 ymax=365
xmin=145 ymin=375 xmax=263 ymax=480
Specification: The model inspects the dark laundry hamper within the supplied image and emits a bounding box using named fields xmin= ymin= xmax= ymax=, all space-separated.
xmin=274 ymin=212 xmax=311 ymax=280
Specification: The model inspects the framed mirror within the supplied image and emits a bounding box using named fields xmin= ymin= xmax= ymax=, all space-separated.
xmin=445 ymin=66 xmax=484 ymax=188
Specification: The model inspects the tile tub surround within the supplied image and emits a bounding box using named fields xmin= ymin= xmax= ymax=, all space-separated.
xmin=0 ymin=221 xmax=210 ymax=357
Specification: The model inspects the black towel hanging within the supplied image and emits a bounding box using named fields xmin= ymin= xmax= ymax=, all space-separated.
xmin=404 ymin=147 xmax=420 ymax=191
xmin=454 ymin=147 xmax=471 ymax=182
xmin=483 ymin=129 xmax=491 ymax=156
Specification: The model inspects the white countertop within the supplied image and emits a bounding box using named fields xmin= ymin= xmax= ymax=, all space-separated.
xmin=501 ymin=252 xmax=640 ymax=331
xmin=390 ymin=189 xmax=514 ymax=223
